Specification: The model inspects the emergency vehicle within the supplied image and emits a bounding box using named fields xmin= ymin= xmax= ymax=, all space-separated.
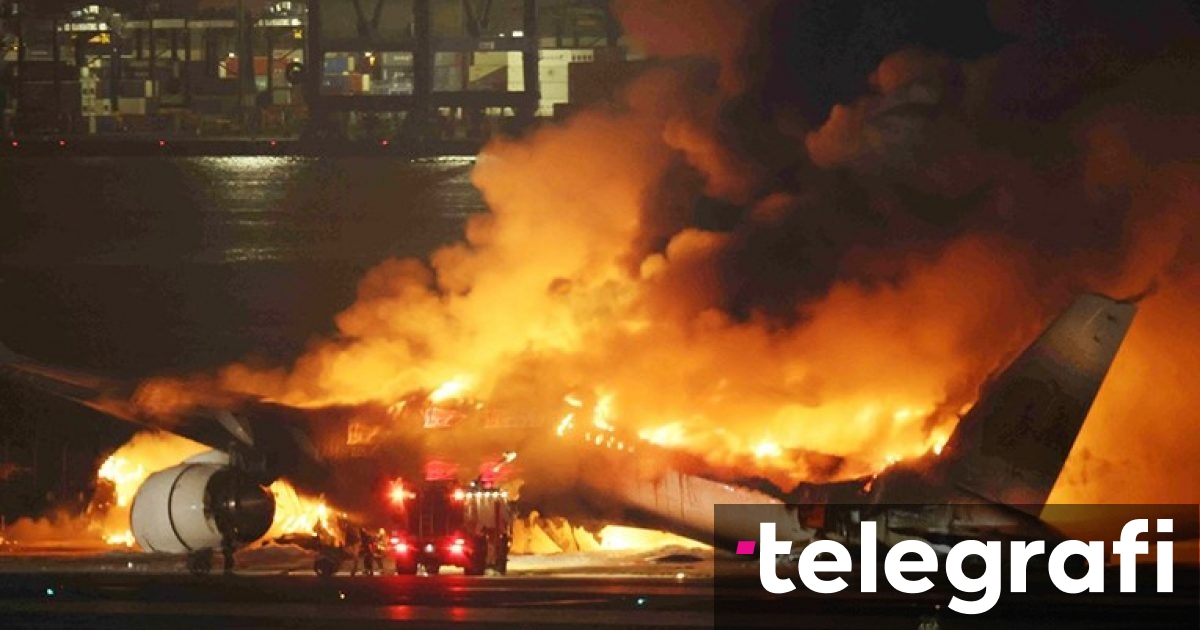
xmin=386 ymin=478 xmax=513 ymax=575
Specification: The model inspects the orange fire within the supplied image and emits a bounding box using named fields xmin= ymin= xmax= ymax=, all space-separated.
xmin=131 ymin=7 xmax=1200 ymax=509
xmin=595 ymin=525 xmax=709 ymax=552
xmin=510 ymin=512 xmax=706 ymax=555
xmin=267 ymin=480 xmax=331 ymax=539
xmin=97 ymin=456 xmax=147 ymax=509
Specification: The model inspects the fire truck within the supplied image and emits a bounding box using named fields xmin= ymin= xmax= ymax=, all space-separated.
xmin=386 ymin=478 xmax=513 ymax=576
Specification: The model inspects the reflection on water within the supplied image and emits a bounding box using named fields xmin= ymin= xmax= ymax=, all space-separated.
xmin=0 ymin=156 xmax=485 ymax=372
xmin=0 ymin=156 xmax=483 ymax=266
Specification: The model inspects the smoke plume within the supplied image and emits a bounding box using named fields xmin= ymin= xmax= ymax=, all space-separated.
xmin=148 ymin=1 xmax=1200 ymax=503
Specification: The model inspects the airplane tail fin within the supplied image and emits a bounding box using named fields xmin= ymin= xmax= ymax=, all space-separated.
xmin=939 ymin=293 xmax=1136 ymax=513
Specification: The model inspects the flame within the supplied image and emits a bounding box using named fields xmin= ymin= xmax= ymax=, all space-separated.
xmin=511 ymin=513 xmax=709 ymax=554
xmin=267 ymin=480 xmax=330 ymax=537
xmin=638 ymin=423 xmax=688 ymax=448
xmin=105 ymin=530 xmax=135 ymax=548
xmin=555 ymin=412 xmax=575 ymax=437
xmin=753 ymin=441 xmax=782 ymax=459
xmin=429 ymin=376 xmax=472 ymax=403
xmin=592 ymin=393 xmax=616 ymax=432
xmin=97 ymin=456 xmax=147 ymax=508
xmin=929 ymin=430 xmax=950 ymax=456
xmin=134 ymin=7 xmax=1200 ymax=509
xmin=596 ymin=525 xmax=709 ymax=551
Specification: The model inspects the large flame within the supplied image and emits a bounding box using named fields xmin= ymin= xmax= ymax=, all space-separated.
xmin=595 ymin=525 xmax=709 ymax=552
xmin=509 ymin=512 xmax=706 ymax=555
xmin=267 ymin=480 xmax=331 ymax=539
xmin=133 ymin=4 xmax=1200 ymax=507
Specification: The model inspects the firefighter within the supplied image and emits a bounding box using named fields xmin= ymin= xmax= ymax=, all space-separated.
xmin=356 ymin=526 xmax=376 ymax=576
xmin=345 ymin=524 xmax=361 ymax=575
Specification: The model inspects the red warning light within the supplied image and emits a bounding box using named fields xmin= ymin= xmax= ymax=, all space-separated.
xmin=158 ymin=139 xmax=167 ymax=147
xmin=379 ymin=139 xmax=390 ymax=147
xmin=9 ymin=141 xmax=17 ymax=148
xmin=57 ymin=139 xmax=67 ymax=148
xmin=269 ymin=140 xmax=278 ymax=148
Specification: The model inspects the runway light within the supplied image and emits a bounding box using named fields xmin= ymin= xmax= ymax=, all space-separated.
xmin=675 ymin=572 xmax=685 ymax=580
xmin=45 ymin=588 xmax=56 ymax=597
xmin=338 ymin=591 xmax=346 ymax=600
xmin=635 ymin=597 xmax=646 ymax=606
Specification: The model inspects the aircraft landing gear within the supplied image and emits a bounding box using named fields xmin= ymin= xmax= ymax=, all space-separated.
xmin=314 ymin=554 xmax=341 ymax=578
xmin=221 ymin=534 xmax=236 ymax=575
xmin=187 ymin=549 xmax=214 ymax=576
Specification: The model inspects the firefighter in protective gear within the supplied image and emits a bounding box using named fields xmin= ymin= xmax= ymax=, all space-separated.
xmin=352 ymin=526 xmax=376 ymax=576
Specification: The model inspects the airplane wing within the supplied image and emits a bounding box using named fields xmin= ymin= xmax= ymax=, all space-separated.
xmin=1 ymin=291 xmax=1140 ymax=552
xmin=0 ymin=341 xmax=146 ymax=424
xmin=0 ymin=341 xmax=329 ymax=489
xmin=939 ymin=292 xmax=1137 ymax=512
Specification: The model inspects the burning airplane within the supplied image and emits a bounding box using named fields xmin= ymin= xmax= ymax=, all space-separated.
xmin=0 ymin=289 xmax=1140 ymax=568
xmin=4 ymin=0 xmax=1200 ymax=574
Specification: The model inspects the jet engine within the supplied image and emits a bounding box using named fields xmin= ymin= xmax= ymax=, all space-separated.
xmin=130 ymin=451 xmax=275 ymax=554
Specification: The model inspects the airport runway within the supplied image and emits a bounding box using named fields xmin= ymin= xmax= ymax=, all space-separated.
xmin=2 ymin=569 xmax=1195 ymax=629
xmin=0 ymin=573 xmax=719 ymax=629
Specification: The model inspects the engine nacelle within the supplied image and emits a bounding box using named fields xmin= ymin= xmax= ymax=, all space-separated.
xmin=130 ymin=451 xmax=275 ymax=554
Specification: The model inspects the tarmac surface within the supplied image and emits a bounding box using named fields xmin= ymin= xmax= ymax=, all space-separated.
xmin=0 ymin=573 xmax=716 ymax=629
xmin=0 ymin=545 xmax=717 ymax=629
xmin=0 ymin=549 xmax=1196 ymax=629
